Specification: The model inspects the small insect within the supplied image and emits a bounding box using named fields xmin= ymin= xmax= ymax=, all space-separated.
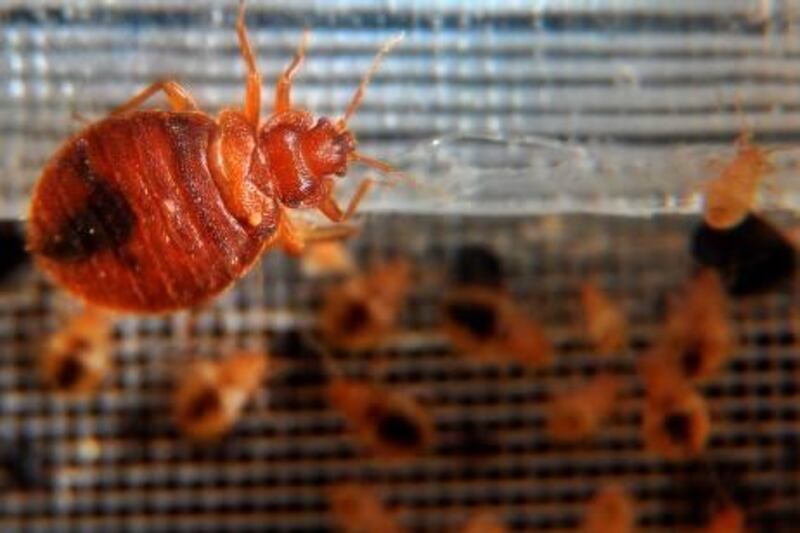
xmin=547 ymin=375 xmax=620 ymax=443
xmin=644 ymin=270 xmax=732 ymax=384
xmin=442 ymin=287 xmax=553 ymax=368
xmin=460 ymin=511 xmax=508 ymax=533
xmin=40 ymin=308 xmax=112 ymax=395
xmin=26 ymin=2 xmax=402 ymax=313
xmin=173 ymin=350 xmax=267 ymax=441
xmin=641 ymin=376 xmax=710 ymax=460
xmin=703 ymin=131 xmax=775 ymax=230
xmin=704 ymin=505 xmax=746 ymax=533
xmin=320 ymin=260 xmax=411 ymax=350
xmin=328 ymin=483 xmax=406 ymax=533
xmin=580 ymin=281 xmax=628 ymax=355
xmin=581 ymin=485 xmax=636 ymax=533
xmin=328 ymin=378 xmax=436 ymax=460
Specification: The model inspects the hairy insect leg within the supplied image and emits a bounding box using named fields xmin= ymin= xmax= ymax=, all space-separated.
xmin=111 ymin=80 xmax=198 ymax=115
xmin=274 ymin=30 xmax=310 ymax=114
xmin=318 ymin=178 xmax=375 ymax=222
xmin=236 ymin=0 xmax=262 ymax=127
xmin=272 ymin=210 xmax=358 ymax=256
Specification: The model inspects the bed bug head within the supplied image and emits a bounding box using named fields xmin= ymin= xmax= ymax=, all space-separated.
xmin=323 ymin=34 xmax=404 ymax=178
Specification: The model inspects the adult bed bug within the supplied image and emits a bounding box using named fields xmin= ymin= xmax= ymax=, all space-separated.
xmin=26 ymin=2 xmax=401 ymax=313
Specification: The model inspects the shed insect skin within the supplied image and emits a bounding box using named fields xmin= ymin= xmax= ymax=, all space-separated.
xmin=328 ymin=483 xmax=407 ymax=533
xmin=26 ymin=2 xmax=402 ymax=313
xmin=319 ymin=259 xmax=412 ymax=350
xmin=581 ymin=485 xmax=636 ymax=533
xmin=643 ymin=270 xmax=732 ymax=384
xmin=442 ymin=287 xmax=553 ymax=368
xmin=40 ymin=308 xmax=112 ymax=395
xmin=580 ymin=281 xmax=628 ymax=355
xmin=173 ymin=351 xmax=268 ymax=441
xmin=327 ymin=378 xmax=436 ymax=460
xmin=703 ymin=131 xmax=775 ymax=230
xmin=547 ymin=375 xmax=620 ymax=443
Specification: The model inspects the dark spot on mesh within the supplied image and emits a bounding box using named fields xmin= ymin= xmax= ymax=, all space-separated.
xmin=185 ymin=388 xmax=222 ymax=421
xmin=450 ymin=245 xmax=504 ymax=288
xmin=682 ymin=345 xmax=703 ymax=377
xmin=339 ymin=301 xmax=371 ymax=336
xmin=271 ymin=330 xmax=328 ymax=387
xmin=445 ymin=301 xmax=498 ymax=339
xmin=0 ymin=222 xmax=29 ymax=283
xmin=691 ymin=214 xmax=796 ymax=297
xmin=376 ymin=411 xmax=423 ymax=449
xmin=664 ymin=413 xmax=692 ymax=443
xmin=39 ymin=141 xmax=136 ymax=262
xmin=54 ymin=356 xmax=85 ymax=390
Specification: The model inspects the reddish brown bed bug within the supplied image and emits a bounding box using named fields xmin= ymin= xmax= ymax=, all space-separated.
xmin=327 ymin=378 xmax=436 ymax=460
xmin=319 ymin=259 xmax=411 ymax=350
xmin=461 ymin=511 xmax=508 ymax=533
xmin=580 ymin=281 xmax=628 ymax=355
xmin=40 ymin=308 xmax=112 ymax=395
xmin=641 ymin=374 xmax=710 ymax=460
xmin=26 ymin=2 xmax=403 ymax=313
xmin=328 ymin=483 xmax=407 ymax=533
xmin=173 ymin=350 xmax=268 ymax=441
xmin=442 ymin=287 xmax=553 ymax=368
xmin=547 ymin=375 xmax=620 ymax=443
xmin=703 ymin=130 xmax=775 ymax=230
xmin=644 ymin=270 xmax=732 ymax=384
xmin=581 ymin=485 xmax=636 ymax=533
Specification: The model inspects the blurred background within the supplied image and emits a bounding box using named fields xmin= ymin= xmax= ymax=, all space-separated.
xmin=2 ymin=1 xmax=800 ymax=531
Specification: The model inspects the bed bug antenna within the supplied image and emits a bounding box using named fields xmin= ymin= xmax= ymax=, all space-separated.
xmin=338 ymin=33 xmax=404 ymax=128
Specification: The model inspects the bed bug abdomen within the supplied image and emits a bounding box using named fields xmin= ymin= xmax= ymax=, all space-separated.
xmin=28 ymin=111 xmax=277 ymax=312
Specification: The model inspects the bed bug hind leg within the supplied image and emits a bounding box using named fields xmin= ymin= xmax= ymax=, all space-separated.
xmin=111 ymin=80 xmax=198 ymax=115
xmin=274 ymin=29 xmax=311 ymax=114
xmin=236 ymin=0 xmax=262 ymax=127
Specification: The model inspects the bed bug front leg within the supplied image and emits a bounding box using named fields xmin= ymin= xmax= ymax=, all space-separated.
xmin=274 ymin=30 xmax=310 ymax=114
xmin=318 ymin=178 xmax=376 ymax=222
xmin=110 ymin=80 xmax=198 ymax=115
xmin=236 ymin=0 xmax=262 ymax=127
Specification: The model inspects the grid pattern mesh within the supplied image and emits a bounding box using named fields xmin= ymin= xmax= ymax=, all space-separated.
xmin=1 ymin=214 xmax=799 ymax=531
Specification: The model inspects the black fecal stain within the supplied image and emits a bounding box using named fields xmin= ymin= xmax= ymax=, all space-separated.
xmin=376 ymin=410 xmax=423 ymax=449
xmin=184 ymin=388 xmax=222 ymax=421
xmin=1 ymin=433 xmax=50 ymax=490
xmin=0 ymin=222 xmax=29 ymax=283
xmin=450 ymin=244 xmax=505 ymax=289
xmin=682 ymin=344 xmax=703 ymax=378
xmin=691 ymin=214 xmax=796 ymax=296
xmin=54 ymin=356 xmax=85 ymax=390
xmin=39 ymin=142 xmax=136 ymax=262
xmin=445 ymin=300 xmax=498 ymax=340
xmin=339 ymin=301 xmax=371 ymax=336
xmin=270 ymin=329 xmax=328 ymax=387
xmin=664 ymin=412 xmax=692 ymax=443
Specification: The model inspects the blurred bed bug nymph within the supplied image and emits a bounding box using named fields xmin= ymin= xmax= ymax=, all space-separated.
xmin=26 ymin=2 xmax=402 ymax=313
xmin=641 ymin=375 xmax=710 ymax=460
xmin=328 ymin=379 xmax=436 ymax=460
xmin=320 ymin=260 xmax=411 ymax=350
xmin=582 ymin=485 xmax=636 ymax=533
xmin=40 ymin=308 xmax=112 ymax=395
xmin=328 ymin=483 xmax=407 ymax=533
xmin=547 ymin=375 xmax=620 ymax=443
xmin=580 ymin=281 xmax=628 ymax=355
xmin=173 ymin=351 xmax=267 ymax=441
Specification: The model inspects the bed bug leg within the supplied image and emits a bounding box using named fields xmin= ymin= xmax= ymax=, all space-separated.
xmin=236 ymin=0 xmax=262 ymax=127
xmin=110 ymin=80 xmax=198 ymax=115
xmin=274 ymin=29 xmax=311 ymax=114
xmin=318 ymin=178 xmax=376 ymax=222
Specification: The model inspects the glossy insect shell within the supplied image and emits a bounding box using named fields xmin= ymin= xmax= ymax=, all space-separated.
xmin=27 ymin=111 xmax=277 ymax=312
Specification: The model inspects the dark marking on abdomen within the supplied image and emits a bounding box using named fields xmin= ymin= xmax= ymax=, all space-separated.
xmin=39 ymin=142 xmax=136 ymax=262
